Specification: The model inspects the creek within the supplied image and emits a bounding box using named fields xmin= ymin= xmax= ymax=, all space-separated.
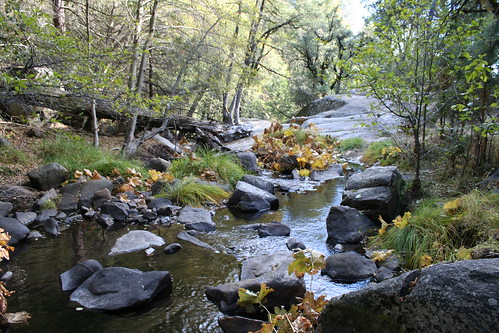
xmin=4 ymin=177 xmax=367 ymax=333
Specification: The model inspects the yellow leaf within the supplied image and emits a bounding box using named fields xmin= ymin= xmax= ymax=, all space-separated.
xmin=74 ymin=170 xmax=83 ymax=179
xmin=90 ymin=170 xmax=101 ymax=180
xmin=393 ymin=212 xmax=411 ymax=229
xmin=378 ymin=215 xmax=390 ymax=235
xmin=342 ymin=162 xmax=349 ymax=171
xmin=296 ymin=157 xmax=308 ymax=168
xmin=381 ymin=147 xmax=387 ymax=155
xmin=443 ymin=199 xmax=461 ymax=214
xmin=129 ymin=177 xmax=142 ymax=187
xmin=420 ymin=254 xmax=433 ymax=268
xmin=148 ymin=169 xmax=160 ymax=182
xmin=456 ymin=247 xmax=471 ymax=261
xmin=311 ymin=159 xmax=326 ymax=170
xmin=371 ymin=249 xmax=394 ymax=262
xmin=299 ymin=169 xmax=310 ymax=177
xmin=283 ymin=128 xmax=294 ymax=137
xmin=272 ymin=163 xmax=282 ymax=171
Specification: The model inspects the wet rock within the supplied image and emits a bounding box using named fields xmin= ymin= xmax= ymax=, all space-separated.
xmin=241 ymin=175 xmax=275 ymax=194
xmin=163 ymin=243 xmax=182 ymax=254
xmin=42 ymin=217 xmax=60 ymax=236
xmin=310 ymin=164 xmax=343 ymax=181
xmin=176 ymin=231 xmax=216 ymax=251
xmin=319 ymin=259 xmax=499 ymax=333
xmin=227 ymin=181 xmax=279 ymax=212
xmin=257 ymin=222 xmax=290 ymax=237
xmin=59 ymin=182 xmax=82 ymax=213
xmin=1 ymin=271 xmax=13 ymax=282
xmin=69 ymin=267 xmax=172 ymax=311
xmin=0 ymin=217 xmax=30 ymax=245
xmin=40 ymin=209 xmax=57 ymax=218
xmin=97 ymin=214 xmax=114 ymax=229
xmin=27 ymin=162 xmax=68 ymax=190
xmin=148 ymin=198 xmax=173 ymax=214
xmin=0 ymin=185 xmax=37 ymax=212
xmin=286 ymin=238 xmax=306 ymax=251
xmin=15 ymin=211 xmax=37 ymax=227
xmin=0 ymin=202 xmax=12 ymax=217
xmin=142 ymin=209 xmax=158 ymax=220
xmin=79 ymin=179 xmax=113 ymax=209
xmin=35 ymin=188 xmax=58 ymax=209
xmin=60 ymin=259 xmax=103 ymax=292
xmin=27 ymin=231 xmax=43 ymax=239
xmin=101 ymin=201 xmax=130 ymax=222
xmin=146 ymin=158 xmax=171 ymax=172
xmin=321 ymin=252 xmax=377 ymax=282
xmin=65 ymin=214 xmax=83 ymax=224
xmin=177 ymin=206 xmax=216 ymax=232
xmin=326 ymin=205 xmax=377 ymax=247
xmin=218 ymin=316 xmax=266 ymax=333
xmin=109 ymin=230 xmax=165 ymax=256
xmin=236 ymin=152 xmax=259 ymax=173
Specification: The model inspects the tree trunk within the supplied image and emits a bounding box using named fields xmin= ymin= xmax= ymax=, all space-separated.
xmin=52 ymin=0 xmax=66 ymax=33
xmin=91 ymin=99 xmax=99 ymax=147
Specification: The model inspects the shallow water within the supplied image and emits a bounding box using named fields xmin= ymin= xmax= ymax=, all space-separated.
xmin=4 ymin=178 xmax=367 ymax=333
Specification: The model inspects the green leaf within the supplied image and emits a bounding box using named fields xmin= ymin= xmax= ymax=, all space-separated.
xmin=288 ymin=249 xmax=326 ymax=278
xmin=237 ymin=284 xmax=274 ymax=312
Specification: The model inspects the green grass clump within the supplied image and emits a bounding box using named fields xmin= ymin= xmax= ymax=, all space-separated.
xmin=369 ymin=190 xmax=499 ymax=269
xmin=155 ymin=177 xmax=229 ymax=206
xmin=339 ymin=137 xmax=367 ymax=152
xmin=361 ymin=139 xmax=402 ymax=166
xmin=0 ymin=145 xmax=28 ymax=164
xmin=38 ymin=136 xmax=146 ymax=177
xmin=169 ymin=149 xmax=246 ymax=187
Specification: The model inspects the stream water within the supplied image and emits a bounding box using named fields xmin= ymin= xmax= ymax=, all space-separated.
xmin=3 ymin=177 xmax=367 ymax=333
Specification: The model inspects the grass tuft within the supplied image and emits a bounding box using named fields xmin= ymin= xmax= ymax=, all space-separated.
xmin=339 ymin=137 xmax=367 ymax=152
xmin=155 ymin=177 xmax=229 ymax=206
xmin=0 ymin=145 xmax=28 ymax=164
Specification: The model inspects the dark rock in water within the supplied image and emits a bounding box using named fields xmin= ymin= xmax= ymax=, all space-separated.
xmin=206 ymin=252 xmax=305 ymax=316
xmin=310 ymin=164 xmax=343 ymax=181
xmin=286 ymin=238 xmax=306 ymax=251
xmin=242 ymin=175 xmax=274 ymax=194
xmin=142 ymin=209 xmax=158 ymax=220
xmin=148 ymin=197 xmax=173 ymax=213
xmin=319 ymin=258 xmax=499 ymax=333
xmin=322 ymin=252 xmax=377 ymax=282
xmin=374 ymin=266 xmax=393 ymax=282
xmin=101 ymin=201 xmax=130 ymax=222
xmin=79 ymin=179 xmax=113 ymax=209
xmin=15 ymin=211 xmax=37 ymax=227
xmin=163 ymin=243 xmax=182 ymax=254
xmin=42 ymin=217 xmax=60 ymax=236
xmin=109 ymin=230 xmax=165 ymax=256
xmin=0 ymin=217 xmax=30 ymax=245
xmin=236 ymin=152 xmax=259 ymax=173
xmin=59 ymin=182 xmax=82 ymax=213
xmin=146 ymin=158 xmax=171 ymax=172
xmin=326 ymin=205 xmax=377 ymax=247
xmin=0 ymin=185 xmax=37 ymax=212
xmin=97 ymin=214 xmax=114 ymax=229
xmin=35 ymin=188 xmax=58 ymax=209
xmin=0 ymin=201 xmax=12 ymax=217
xmin=69 ymin=267 xmax=172 ymax=311
xmin=227 ymin=181 xmax=279 ymax=212
xmin=177 ymin=231 xmax=216 ymax=251
xmin=218 ymin=316 xmax=266 ymax=333
xmin=27 ymin=162 xmax=68 ymax=190
xmin=177 ymin=206 xmax=216 ymax=232
xmin=60 ymin=259 xmax=103 ymax=292
xmin=258 ymin=222 xmax=290 ymax=237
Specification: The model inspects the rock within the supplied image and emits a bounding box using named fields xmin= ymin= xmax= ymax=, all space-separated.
xmin=66 ymin=214 xmax=83 ymax=224
xmin=345 ymin=166 xmax=402 ymax=190
xmin=318 ymin=259 xmax=499 ymax=333
xmin=27 ymin=162 xmax=68 ymax=190
xmin=146 ymin=158 xmax=171 ymax=172
xmin=321 ymin=252 xmax=377 ymax=282
xmin=109 ymin=230 xmax=165 ymax=256
xmin=142 ymin=209 xmax=158 ymax=220
xmin=310 ymin=164 xmax=343 ymax=181
xmin=257 ymin=222 xmax=290 ymax=237
xmin=177 ymin=231 xmax=216 ymax=251
xmin=1 ymin=271 xmax=13 ymax=282
xmin=163 ymin=243 xmax=182 ymax=254
xmin=97 ymin=214 xmax=114 ymax=229
xmin=148 ymin=197 xmax=173 ymax=215
xmin=236 ymin=152 xmax=259 ymax=172
xmin=42 ymin=217 xmax=60 ymax=236
xmin=59 ymin=182 xmax=82 ymax=213
xmin=374 ymin=266 xmax=393 ymax=282
xmin=60 ymin=259 xmax=103 ymax=292
xmin=0 ymin=202 xmax=12 ymax=217
xmin=0 ymin=185 xmax=37 ymax=212
xmin=326 ymin=205 xmax=377 ymax=246
xmin=227 ymin=181 xmax=279 ymax=212
xmin=15 ymin=211 xmax=37 ymax=227
xmin=35 ymin=188 xmax=58 ymax=209
xmin=92 ymin=188 xmax=112 ymax=208
xmin=40 ymin=209 xmax=57 ymax=218
xmin=69 ymin=267 xmax=172 ymax=311
xmin=79 ymin=179 xmax=113 ymax=209
xmin=177 ymin=206 xmax=216 ymax=232
xmin=100 ymin=201 xmax=130 ymax=222
xmin=286 ymin=238 xmax=306 ymax=251
xmin=206 ymin=252 xmax=306 ymax=316
xmin=242 ymin=175 xmax=275 ymax=194
xmin=27 ymin=231 xmax=43 ymax=239
xmin=479 ymin=168 xmax=499 ymax=190
xmin=0 ymin=217 xmax=30 ymax=245
xmin=218 ymin=316 xmax=266 ymax=333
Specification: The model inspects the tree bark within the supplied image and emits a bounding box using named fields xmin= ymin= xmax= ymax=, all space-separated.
xmin=52 ymin=0 xmax=66 ymax=33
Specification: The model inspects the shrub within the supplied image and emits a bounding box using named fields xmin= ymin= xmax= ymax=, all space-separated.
xmin=155 ymin=177 xmax=229 ymax=206
xmin=339 ymin=137 xmax=367 ymax=151
xmin=361 ymin=139 xmax=403 ymax=166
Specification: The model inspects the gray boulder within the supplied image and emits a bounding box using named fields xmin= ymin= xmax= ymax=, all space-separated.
xmin=60 ymin=259 xmax=103 ymax=291
xmin=146 ymin=158 xmax=171 ymax=172
xmin=326 ymin=205 xmax=377 ymax=246
xmin=177 ymin=206 xmax=216 ymax=232
xmin=318 ymin=259 xmax=499 ymax=333
xmin=227 ymin=181 xmax=279 ymax=212
xmin=321 ymin=252 xmax=377 ymax=282
xmin=345 ymin=166 xmax=402 ymax=190
xmin=0 ymin=217 xmax=30 ymax=245
xmin=236 ymin=152 xmax=259 ymax=173
xmin=257 ymin=222 xmax=290 ymax=237
xmin=35 ymin=188 xmax=58 ymax=209
xmin=28 ymin=162 xmax=68 ymax=190
xmin=100 ymin=201 xmax=130 ymax=222
xmin=241 ymin=175 xmax=274 ymax=194
xmin=69 ymin=267 xmax=172 ymax=311
xmin=15 ymin=211 xmax=37 ymax=227
xmin=163 ymin=243 xmax=182 ymax=254
xmin=310 ymin=164 xmax=343 ymax=181
xmin=148 ymin=198 xmax=174 ymax=215
xmin=79 ymin=179 xmax=113 ymax=209
xmin=206 ymin=252 xmax=306 ymax=316
xmin=0 ymin=202 xmax=12 ymax=217
xmin=41 ymin=217 xmax=60 ymax=236
xmin=286 ymin=238 xmax=306 ymax=251
xmin=97 ymin=214 xmax=114 ymax=229
xmin=176 ymin=231 xmax=216 ymax=251
xmin=0 ymin=186 xmax=37 ymax=212
xmin=109 ymin=230 xmax=165 ymax=256
xmin=218 ymin=316 xmax=266 ymax=333
xmin=59 ymin=182 xmax=82 ymax=213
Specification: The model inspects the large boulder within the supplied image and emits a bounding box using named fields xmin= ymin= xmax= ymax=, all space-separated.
xmin=227 ymin=181 xmax=279 ymax=212
xmin=176 ymin=231 xmax=216 ymax=251
xmin=0 ymin=217 xmax=30 ymax=245
xmin=206 ymin=252 xmax=306 ymax=316
xmin=318 ymin=259 xmax=499 ymax=333
xmin=342 ymin=166 xmax=403 ymax=222
xmin=27 ymin=162 xmax=68 ymax=191
xmin=60 ymin=259 xmax=103 ymax=292
xmin=326 ymin=205 xmax=377 ymax=247
xmin=321 ymin=252 xmax=377 ymax=282
xmin=69 ymin=267 xmax=172 ymax=311
xmin=146 ymin=158 xmax=171 ymax=172
xmin=100 ymin=201 xmax=130 ymax=222
xmin=177 ymin=206 xmax=216 ymax=232
xmin=257 ymin=222 xmax=290 ymax=237
xmin=0 ymin=186 xmax=37 ymax=212
xmin=241 ymin=175 xmax=275 ymax=194
xmin=109 ymin=230 xmax=165 ymax=256
xmin=236 ymin=152 xmax=259 ymax=173
xmin=310 ymin=164 xmax=343 ymax=181
xmin=0 ymin=202 xmax=12 ymax=217
xmin=79 ymin=179 xmax=114 ymax=208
